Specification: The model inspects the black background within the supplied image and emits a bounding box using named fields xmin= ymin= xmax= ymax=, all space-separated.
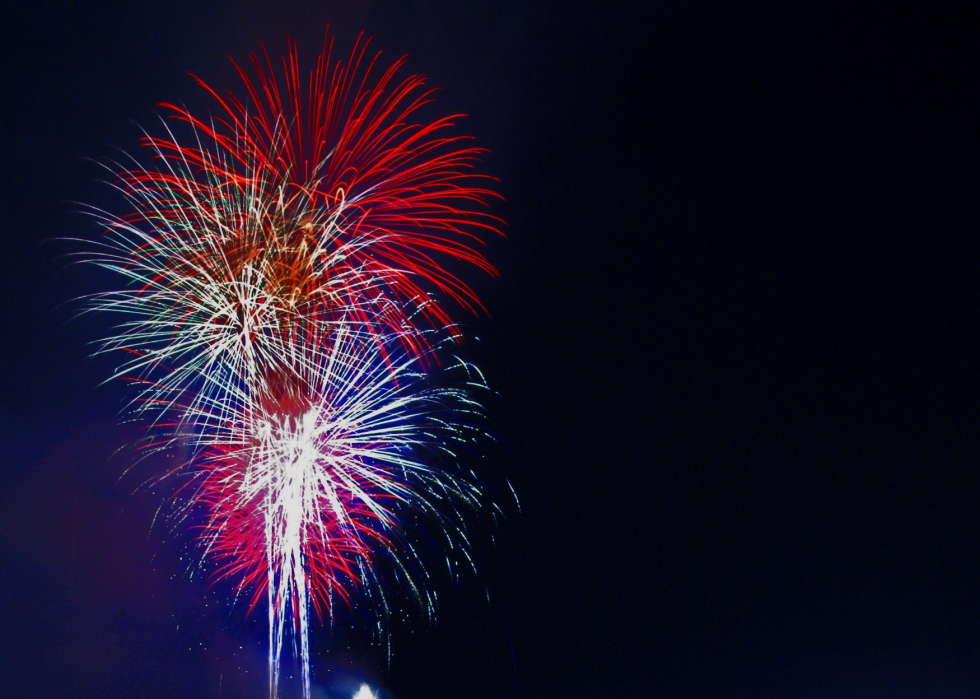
xmin=2 ymin=1 xmax=980 ymax=697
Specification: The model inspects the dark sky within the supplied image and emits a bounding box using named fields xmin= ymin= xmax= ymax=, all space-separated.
xmin=2 ymin=1 xmax=980 ymax=698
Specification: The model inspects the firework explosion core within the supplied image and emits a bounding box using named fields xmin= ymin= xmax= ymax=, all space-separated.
xmin=80 ymin=33 xmax=502 ymax=699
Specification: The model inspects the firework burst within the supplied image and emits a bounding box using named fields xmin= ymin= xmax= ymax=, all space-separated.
xmin=185 ymin=325 xmax=490 ymax=699
xmin=76 ymin=32 xmax=502 ymax=699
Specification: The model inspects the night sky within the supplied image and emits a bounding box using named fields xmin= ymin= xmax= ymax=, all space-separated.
xmin=2 ymin=2 xmax=980 ymax=697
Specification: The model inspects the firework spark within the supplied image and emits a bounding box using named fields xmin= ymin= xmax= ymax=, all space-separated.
xmin=77 ymin=32 xmax=501 ymax=699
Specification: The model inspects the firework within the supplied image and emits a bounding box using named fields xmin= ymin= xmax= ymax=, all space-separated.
xmin=82 ymin=32 xmax=501 ymax=424
xmin=186 ymin=324 xmax=489 ymax=699
xmin=77 ymin=32 xmax=501 ymax=699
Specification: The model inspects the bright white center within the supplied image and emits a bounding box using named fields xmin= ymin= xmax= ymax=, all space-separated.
xmin=352 ymin=684 xmax=377 ymax=699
